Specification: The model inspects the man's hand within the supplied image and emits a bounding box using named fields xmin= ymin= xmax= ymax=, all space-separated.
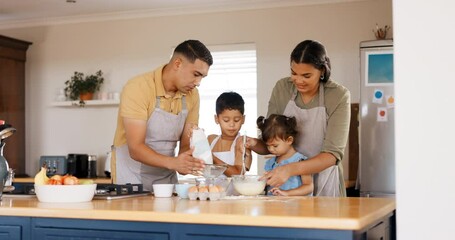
xmin=173 ymin=148 xmax=205 ymax=175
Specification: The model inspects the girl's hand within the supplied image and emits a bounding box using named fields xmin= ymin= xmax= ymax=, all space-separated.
xmin=245 ymin=137 xmax=258 ymax=150
xmin=269 ymin=187 xmax=289 ymax=196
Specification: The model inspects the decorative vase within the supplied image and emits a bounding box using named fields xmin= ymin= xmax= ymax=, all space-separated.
xmin=79 ymin=92 xmax=94 ymax=101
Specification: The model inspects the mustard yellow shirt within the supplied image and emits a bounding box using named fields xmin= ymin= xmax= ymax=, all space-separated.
xmin=113 ymin=65 xmax=200 ymax=147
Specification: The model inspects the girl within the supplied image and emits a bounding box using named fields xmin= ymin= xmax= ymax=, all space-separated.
xmin=257 ymin=114 xmax=313 ymax=196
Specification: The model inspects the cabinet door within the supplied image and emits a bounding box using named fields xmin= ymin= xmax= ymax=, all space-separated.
xmin=0 ymin=226 xmax=21 ymax=240
xmin=0 ymin=35 xmax=31 ymax=176
xmin=33 ymin=228 xmax=168 ymax=240
xmin=33 ymin=218 xmax=171 ymax=240
xmin=0 ymin=216 xmax=31 ymax=240
xmin=367 ymin=221 xmax=386 ymax=240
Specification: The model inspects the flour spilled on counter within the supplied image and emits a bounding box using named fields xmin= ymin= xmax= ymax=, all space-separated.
xmin=222 ymin=196 xmax=297 ymax=202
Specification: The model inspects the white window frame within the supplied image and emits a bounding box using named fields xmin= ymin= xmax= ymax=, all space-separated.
xmin=198 ymin=43 xmax=258 ymax=175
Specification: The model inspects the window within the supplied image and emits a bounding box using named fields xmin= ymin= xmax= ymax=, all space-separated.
xmin=198 ymin=43 xmax=258 ymax=174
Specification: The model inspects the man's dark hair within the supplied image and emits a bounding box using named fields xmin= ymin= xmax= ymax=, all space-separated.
xmin=216 ymin=92 xmax=245 ymax=115
xmin=174 ymin=40 xmax=213 ymax=66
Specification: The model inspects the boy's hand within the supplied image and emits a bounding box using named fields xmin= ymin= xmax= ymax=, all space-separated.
xmin=235 ymin=136 xmax=245 ymax=156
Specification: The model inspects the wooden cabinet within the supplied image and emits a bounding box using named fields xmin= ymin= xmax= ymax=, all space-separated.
xmin=0 ymin=35 xmax=32 ymax=176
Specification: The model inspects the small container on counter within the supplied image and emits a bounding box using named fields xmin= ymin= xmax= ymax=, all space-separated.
xmin=88 ymin=155 xmax=97 ymax=178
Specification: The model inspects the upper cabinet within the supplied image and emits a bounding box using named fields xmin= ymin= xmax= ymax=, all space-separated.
xmin=0 ymin=35 xmax=32 ymax=176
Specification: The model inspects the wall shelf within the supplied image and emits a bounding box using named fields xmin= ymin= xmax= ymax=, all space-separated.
xmin=51 ymin=99 xmax=119 ymax=107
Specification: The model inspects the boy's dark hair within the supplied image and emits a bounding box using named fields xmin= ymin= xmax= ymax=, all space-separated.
xmin=216 ymin=92 xmax=245 ymax=115
xmin=174 ymin=40 xmax=213 ymax=66
xmin=257 ymin=114 xmax=298 ymax=142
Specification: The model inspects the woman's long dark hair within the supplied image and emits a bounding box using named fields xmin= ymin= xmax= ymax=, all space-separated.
xmin=290 ymin=40 xmax=331 ymax=82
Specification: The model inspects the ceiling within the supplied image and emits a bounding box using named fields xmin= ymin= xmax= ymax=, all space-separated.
xmin=0 ymin=0 xmax=365 ymax=29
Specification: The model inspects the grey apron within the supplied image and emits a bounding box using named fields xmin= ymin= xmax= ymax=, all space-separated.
xmin=115 ymin=96 xmax=188 ymax=191
xmin=283 ymin=84 xmax=341 ymax=197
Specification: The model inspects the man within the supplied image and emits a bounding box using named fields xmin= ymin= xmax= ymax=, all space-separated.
xmin=112 ymin=40 xmax=213 ymax=190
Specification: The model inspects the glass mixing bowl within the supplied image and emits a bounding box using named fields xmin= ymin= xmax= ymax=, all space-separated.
xmin=232 ymin=175 xmax=266 ymax=196
xmin=202 ymin=164 xmax=228 ymax=178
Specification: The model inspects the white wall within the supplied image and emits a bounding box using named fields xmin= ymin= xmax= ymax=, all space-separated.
xmin=0 ymin=0 xmax=392 ymax=177
xmin=394 ymin=0 xmax=455 ymax=239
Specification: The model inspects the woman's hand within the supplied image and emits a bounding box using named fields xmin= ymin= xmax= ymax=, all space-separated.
xmin=262 ymin=165 xmax=292 ymax=188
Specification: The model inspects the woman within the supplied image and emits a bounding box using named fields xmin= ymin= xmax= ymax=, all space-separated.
xmin=249 ymin=40 xmax=350 ymax=197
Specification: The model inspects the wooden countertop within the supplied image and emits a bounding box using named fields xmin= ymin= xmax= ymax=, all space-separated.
xmin=0 ymin=195 xmax=395 ymax=230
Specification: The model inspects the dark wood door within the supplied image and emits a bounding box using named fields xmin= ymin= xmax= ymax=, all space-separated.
xmin=0 ymin=35 xmax=32 ymax=176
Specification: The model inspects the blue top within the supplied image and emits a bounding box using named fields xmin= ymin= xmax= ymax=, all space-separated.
xmin=264 ymin=152 xmax=309 ymax=196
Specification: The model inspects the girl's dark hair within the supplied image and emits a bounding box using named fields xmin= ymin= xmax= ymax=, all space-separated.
xmin=216 ymin=92 xmax=245 ymax=115
xmin=256 ymin=114 xmax=298 ymax=143
xmin=290 ymin=40 xmax=331 ymax=82
xmin=174 ymin=39 xmax=213 ymax=66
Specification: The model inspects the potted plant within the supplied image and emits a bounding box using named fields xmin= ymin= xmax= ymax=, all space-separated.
xmin=64 ymin=70 xmax=104 ymax=104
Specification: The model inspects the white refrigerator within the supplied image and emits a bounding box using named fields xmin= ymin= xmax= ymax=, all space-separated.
xmin=358 ymin=40 xmax=395 ymax=197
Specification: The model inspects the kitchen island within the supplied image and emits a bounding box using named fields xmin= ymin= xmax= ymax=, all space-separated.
xmin=0 ymin=195 xmax=395 ymax=240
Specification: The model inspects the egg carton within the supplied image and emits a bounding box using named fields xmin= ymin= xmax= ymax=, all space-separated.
xmin=188 ymin=191 xmax=227 ymax=201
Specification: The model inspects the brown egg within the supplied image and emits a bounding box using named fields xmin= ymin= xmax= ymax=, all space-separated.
xmin=188 ymin=186 xmax=199 ymax=193
xmin=215 ymin=185 xmax=225 ymax=192
xmin=209 ymin=185 xmax=220 ymax=193
xmin=198 ymin=186 xmax=209 ymax=193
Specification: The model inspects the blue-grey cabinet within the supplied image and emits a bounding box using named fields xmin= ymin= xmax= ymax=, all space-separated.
xmin=0 ymin=212 xmax=395 ymax=240
xmin=0 ymin=217 xmax=30 ymax=240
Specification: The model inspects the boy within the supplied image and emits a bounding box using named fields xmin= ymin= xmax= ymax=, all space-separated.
xmin=207 ymin=92 xmax=252 ymax=194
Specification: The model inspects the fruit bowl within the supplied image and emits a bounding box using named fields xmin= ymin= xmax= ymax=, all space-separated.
xmin=34 ymin=184 xmax=97 ymax=203
xmin=232 ymin=175 xmax=266 ymax=196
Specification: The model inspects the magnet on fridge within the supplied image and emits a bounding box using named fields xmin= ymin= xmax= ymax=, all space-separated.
xmin=386 ymin=95 xmax=395 ymax=108
xmin=377 ymin=107 xmax=388 ymax=122
xmin=372 ymin=89 xmax=384 ymax=104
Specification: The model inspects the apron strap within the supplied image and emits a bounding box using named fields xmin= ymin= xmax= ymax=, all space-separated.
xmin=318 ymin=82 xmax=325 ymax=107
xmin=155 ymin=97 xmax=160 ymax=108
